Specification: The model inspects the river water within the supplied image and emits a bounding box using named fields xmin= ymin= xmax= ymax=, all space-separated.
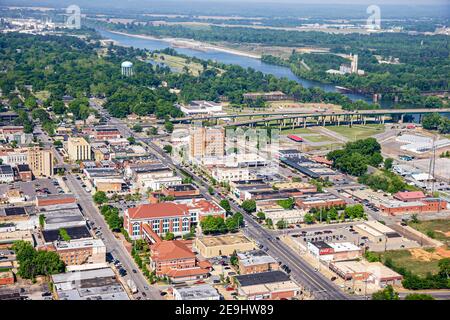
xmin=98 ymin=29 xmax=383 ymax=105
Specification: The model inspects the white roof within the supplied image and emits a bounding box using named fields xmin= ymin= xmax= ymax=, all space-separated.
xmin=121 ymin=61 xmax=133 ymax=68
xmin=328 ymin=242 xmax=360 ymax=252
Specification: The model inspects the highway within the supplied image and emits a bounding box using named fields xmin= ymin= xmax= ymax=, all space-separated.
xmin=166 ymin=108 xmax=450 ymax=124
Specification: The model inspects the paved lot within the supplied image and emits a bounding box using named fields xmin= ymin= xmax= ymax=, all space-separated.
xmin=0 ymin=178 xmax=62 ymax=200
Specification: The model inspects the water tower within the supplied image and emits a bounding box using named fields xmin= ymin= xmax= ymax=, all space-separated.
xmin=121 ymin=61 xmax=133 ymax=77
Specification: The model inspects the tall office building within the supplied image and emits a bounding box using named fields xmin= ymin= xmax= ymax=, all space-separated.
xmin=67 ymin=137 xmax=91 ymax=162
xmin=28 ymin=147 xmax=53 ymax=177
xmin=189 ymin=126 xmax=225 ymax=160
xmin=351 ymin=54 xmax=358 ymax=74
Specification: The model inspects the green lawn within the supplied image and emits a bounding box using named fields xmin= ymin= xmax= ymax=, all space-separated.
xmin=34 ymin=90 xmax=50 ymax=101
xmin=304 ymin=134 xmax=332 ymax=143
xmin=152 ymin=54 xmax=204 ymax=76
xmin=379 ymin=250 xmax=441 ymax=277
xmin=409 ymin=219 xmax=450 ymax=247
xmin=327 ymin=124 xmax=385 ymax=141
xmin=280 ymin=127 xmax=315 ymax=135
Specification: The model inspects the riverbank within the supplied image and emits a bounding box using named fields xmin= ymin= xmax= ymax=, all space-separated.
xmin=107 ymin=30 xmax=262 ymax=59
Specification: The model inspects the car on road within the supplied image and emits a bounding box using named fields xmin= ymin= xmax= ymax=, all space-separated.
xmin=141 ymin=292 xmax=147 ymax=297
xmin=132 ymin=269 xmax=137 ymax=273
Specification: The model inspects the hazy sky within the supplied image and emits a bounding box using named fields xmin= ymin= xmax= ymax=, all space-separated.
xmin=2 ymin=0 xmax=449 ymax=6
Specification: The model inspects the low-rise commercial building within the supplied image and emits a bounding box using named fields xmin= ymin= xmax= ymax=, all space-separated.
xmin=194 ymin=233 xmax=256 ymax=258
xmin=0 ymin=165 xmax=14 ymax=183
xmin=237 ymin=250 xmax=279 ymax=275
xmin=173 ymin=284 xmax=221 ymax=300
xmin=233 ymin=271 xmax=301 ymax=300
xmin=52 ymin=267 xmax=129 ymax=300
xmin=307 ymin=241 xmax=361 ymax=262
xmin=296 ymin=193 xmax=346 ymax=210
xmin=329 ymin=260 xmax=403 ymax=288
xmin=53 ymin=239 xmax=106 ymax=267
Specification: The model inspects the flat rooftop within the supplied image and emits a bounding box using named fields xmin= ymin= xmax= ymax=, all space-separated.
xmin=42 ymin=225 xmax=91 ymax=243
xmin=237 ymin=250 xmax=277 ymax=267
xmin=174 ymin=284 xmax=220 ymax=300
xmin=197 ymin=233 xmax=252 ymax=247
xmin=235 ymin=271 xmax=290 ymax=287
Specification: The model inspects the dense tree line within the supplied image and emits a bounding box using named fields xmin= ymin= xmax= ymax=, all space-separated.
xmin=12 ymin=240 xmax=65 ymax=280
xmin=327 ymin=138 xmax=383 ymax=176
xmin=422 ymin=113 xmax=450 ymax=134
xmin=97 ymin=21 xmax=449 ymax=97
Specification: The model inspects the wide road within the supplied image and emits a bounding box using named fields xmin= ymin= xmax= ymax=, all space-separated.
xmin=64 ymin=175 xmax=162 ymax=300
xmin=94 ymin=101 xmax=354 ymax=300
xmin=36 ymin=121 xmax=161 ymax=300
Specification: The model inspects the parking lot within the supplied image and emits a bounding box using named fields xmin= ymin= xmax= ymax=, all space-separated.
xmin=0 ymin=178 xmax=64 ymax=200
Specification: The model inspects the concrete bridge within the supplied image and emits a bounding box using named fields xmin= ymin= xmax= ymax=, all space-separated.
xmin=163 ymin=108 xmax=450 ymax=128
xmin=227 ymin=108 xmax=450 ymax=128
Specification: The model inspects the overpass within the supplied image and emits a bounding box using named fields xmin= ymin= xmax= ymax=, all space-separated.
xmin=163 ymin=108 xmax=450 ymax=128
xmin=227 ymin=108 xmax=450 ymax=128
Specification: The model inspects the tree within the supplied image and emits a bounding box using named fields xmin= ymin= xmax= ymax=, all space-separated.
xmin=165 ymin=232 xmax=175 ymax=241
xmin=208 ymin=186 xmax=214 ymax=195
xmin=59 ymin=228 xmax=71 ymax=241
xmin=230 ymin=251 xmax=238 ymax=266
xmin=256 ymin=211 xmax=266 ymax=221
xmin=304 ymin=213 xmax=315 ymax=224
xmin=93 ymin=191 xmax=108 ymax=205
xmin=404 ymin=293 xmax=435 ymax=300
xmin=241 ymin=200 xmax=256 ymax=213
xmin=384 ymin=158 xmax=394 ymax=170
xmin=12 ymin=241 xmax=65 ymax=279
xmin=265 ymin=218 xmax=273 ymax=228
xmin=277 ymin=198 xmax=295 ymax=210
xmin=133 ymin=124 xmax=143 ymax=132
xmin=127 ymin=136 xmax=136 ymax=145
xmin=163 ymin=145 xmax=172 ymax=153
xmin=276 ymin=219 xmax=288 ymax=229
xmin=53 ymin=140 xmax=63 ymax=148
xmin=219 ymin=199 xmax=231 ymax=213
xmin=438 ymin=258 xmax=450 ymax=279
xmin=39 ymin=214 xmax=45 ymax=228
xmin=371 ymin=285 xmax=399 ymax=300
xmin=149 ymin=126 xmax=158 ymax=135
xmin=164 ymin=120 xmax=174 ymax=133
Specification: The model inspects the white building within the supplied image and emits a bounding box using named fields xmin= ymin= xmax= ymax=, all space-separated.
xmin=173 ymin=284 xmax=221 ymax=300
xmin=177 ymin=100 xmax=223 ymax=116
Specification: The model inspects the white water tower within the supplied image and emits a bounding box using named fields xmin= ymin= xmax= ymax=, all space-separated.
xmin=121 ymin=61 xmax=133 ymax=77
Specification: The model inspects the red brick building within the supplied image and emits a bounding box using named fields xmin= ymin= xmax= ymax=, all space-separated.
xmin=17 ymin=164 xmax=32 ymax=182
xmin=124 ymin=203 xmax=191 ymax=239
xmin=393 ymin=191 xmax=426 ymax=202
xmin=145 ymin=228 xmax=210 ymax=283
xmin=380 ymin=198 xmax=447 ymax=216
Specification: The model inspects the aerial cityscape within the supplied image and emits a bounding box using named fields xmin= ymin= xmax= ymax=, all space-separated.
xmin=0 ymin=0 xmax=449 ymax=309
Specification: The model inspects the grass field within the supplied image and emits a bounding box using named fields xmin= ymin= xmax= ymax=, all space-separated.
xmin=409 ymin=219 xmax=450 ymax=247
xmin=327 ymin=124 xmax=385 ymax=141
xmin=379 ymin=250 xmax=441 ymax=277
xmin=280 ymin=127 xmax=315 ymax=135
xmin=152 ymin=54 xmax=205 ymax=76
xmin=34 ymin=90 xmax=50 ymax=101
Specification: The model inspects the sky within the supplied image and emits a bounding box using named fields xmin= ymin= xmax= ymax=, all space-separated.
xmin=2 ymin=0 xmax=448 ymax=6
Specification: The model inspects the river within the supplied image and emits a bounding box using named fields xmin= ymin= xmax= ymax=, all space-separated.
xmin=97 ymin=29 xmax=385 ymax=105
